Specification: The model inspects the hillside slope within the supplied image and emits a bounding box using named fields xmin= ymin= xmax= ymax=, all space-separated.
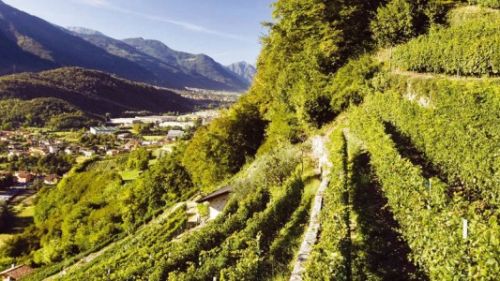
xmin=0 ymin=1 xmax=153 ymax=81
xmin=123 ymin=38 xmax=250 ymax=90
xmin=0 ymin=1 xmax=250 ymax=91
xmin=226 ymin=61 xmax=257 ymax=85
xmin=0 ymin=67 xmax=197 ymax=117
xmin=69 ymin=29 xmax=249 ymax=91
xmin=2 ymin=1 xmax=499 ymax=281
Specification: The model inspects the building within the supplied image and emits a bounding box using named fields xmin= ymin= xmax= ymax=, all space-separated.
xmin=28 ymin=147 xmax=47 ymax=157
xmin=106 ymin=149 xmax=120 ymax=157
xmin=89 ymin=126 xmax=118 ymax=135
xmin=44 ymin=174 xmax=59 ymax=185
xmin=1 ymin=265 xmax=34 ymax=281
xmin=47 ymin=145 xmax=60 ymax=154
xmin=81 ymin=149 xmax=95 ymax=158
xmin=196 ymin=186 xmax=232 ymax=220
xmin=166 ymin=130 xmax=185 ymax=141
xmin=159 ymin=121 xmax=195 ymax=130
xmin=14 ymin=172 xmax=34 ymax=184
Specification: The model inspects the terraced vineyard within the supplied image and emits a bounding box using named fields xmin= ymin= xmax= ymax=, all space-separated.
xmin=3 ymin=2 xmax=498 ymax=280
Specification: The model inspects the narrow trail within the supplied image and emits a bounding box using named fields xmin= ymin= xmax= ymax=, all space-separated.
xmin=290 ymin=135 xmax=332 ymax=281
xmin=43 ymin=202 xmax=185 ymax=281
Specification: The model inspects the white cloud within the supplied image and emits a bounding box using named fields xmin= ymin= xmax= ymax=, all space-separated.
xmin=75 ymin=0 xmax=251 ymax=42
xmin=78 ymin=0 xmax=110 ymax=7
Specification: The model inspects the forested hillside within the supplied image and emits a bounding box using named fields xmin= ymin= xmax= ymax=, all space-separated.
xmin=0 ymin=67 xmax=199 ymax=128
xmin=2 ymin=0 xmax=498 ymax=280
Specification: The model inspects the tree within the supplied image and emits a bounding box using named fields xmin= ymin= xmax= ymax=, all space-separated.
xmin=371 ymin=0 xmax=416 ymax=47
xmin=183 ymin=102 xmax=267 ymax=188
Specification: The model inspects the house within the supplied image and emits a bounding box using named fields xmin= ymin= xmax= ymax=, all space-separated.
xmin=64 ymin=147 xmax=77 ymax=155
xmin=47 ymin=145 xmax=60 ymax=154
xmin=29 ymin=147 xmax=47 ymax=157
xmin=166 ymin=130 xmax=185 ymax=141
xmin=89 ymin=126 xmax=118 ymax=135
xmin=117 ymin=133 xmax=132 ymax=140
xmin=44 ymin=174 xmax=59 ymax=185
xmin=81 ymin=149 xmax=95 ymax=158
xmin=106 ymin=149 xmax=120 ymax=157
xmin=1 ymin=265 xmax=34 ymax=281
xmin=196 ymin=186 xmax=233 ymax=220
xmin=14 ymin=172 xmax=34 ymax=184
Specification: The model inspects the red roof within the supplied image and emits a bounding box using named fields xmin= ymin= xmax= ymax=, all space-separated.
xmin=0 ymin=265 xmax=34 ymax=280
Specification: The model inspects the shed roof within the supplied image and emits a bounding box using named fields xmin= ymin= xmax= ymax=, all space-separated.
xmin=196 ymin=186 xmax=233 ymax=203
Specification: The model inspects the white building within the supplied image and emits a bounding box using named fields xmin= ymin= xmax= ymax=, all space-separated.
xmin=166 ymin=130 xmax=185 ymax=141
xmin=89 ymin=127 xmax=118 ymax=135
xmin=196 ymin=186 xmax=232 ymax=220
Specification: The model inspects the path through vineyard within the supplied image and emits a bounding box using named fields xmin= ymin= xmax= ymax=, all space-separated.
xmin=290 ymin=135 xmax=332 ymax=281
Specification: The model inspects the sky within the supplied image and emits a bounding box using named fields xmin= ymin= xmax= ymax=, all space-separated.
xmin=3 ymin=0 xmax=274 ymax=65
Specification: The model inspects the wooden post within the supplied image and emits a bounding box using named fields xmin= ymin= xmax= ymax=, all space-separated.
xmin=462 ymin=218 xmax=468 ymax=240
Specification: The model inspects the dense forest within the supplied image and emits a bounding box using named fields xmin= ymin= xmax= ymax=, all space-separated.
xmin=1 ymin=0 xmax=498 ymax=280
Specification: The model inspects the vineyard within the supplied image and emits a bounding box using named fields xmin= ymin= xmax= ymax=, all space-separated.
xmin=3 ymin=1 xmax=498 ymax=280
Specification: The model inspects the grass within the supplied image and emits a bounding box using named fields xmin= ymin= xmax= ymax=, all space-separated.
xmin=0 ymin=233 xmax=11 ymax=248
xmin=119 ymin=170 xmax=141 ymax=181
xmin=0 ymin=192 xmax=36 ymax=247
xmin=75 ymin=156 xmax=88 ymax=164
xmin=50 ymin=131 xmax=82 ymax=143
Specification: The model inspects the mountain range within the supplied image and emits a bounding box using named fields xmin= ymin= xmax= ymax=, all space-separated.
xmin=0 ymin=0 xmax=255 ymax=91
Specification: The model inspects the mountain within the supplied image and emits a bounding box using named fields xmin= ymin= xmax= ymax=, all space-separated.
xmin=68 ymin=28 xmax=247 ymax=91
xmin=0 ymin=1 xmax=249 ymax=91
xmin=0 ymin=67 xmax=197 ymax=117
xmin=226 ymin=61 xmax=256 ymax=85
xmin=123 ymin=38 xmax=250 ymax=90
xmin=0 ymin=1 xmax=153 ymax=81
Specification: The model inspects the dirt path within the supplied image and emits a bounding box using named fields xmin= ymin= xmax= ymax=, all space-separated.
xmin=289 ymin=135 xmax=332 ymax=281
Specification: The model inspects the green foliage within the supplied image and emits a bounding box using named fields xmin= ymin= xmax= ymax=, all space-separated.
xmin=0 ymin=98 xmax=94 ymax=130
xmin=328 ymin=55 xmax=381 ymax=115
xmin=392 ymin=7 xmax=500 ymax=75
xmin=122 ymin=148 xmax=194 ymax=232
xmin=373 ymin=75 xmax=500 ymax=205
xmin=251 ymin=0 xmax=383 ymax=138
xmin=0 ymin=67 xmax=196 ymax=117
xmin=30 ymin=160 xmax=126 ymax=264
xmin=468 ymin=0 xmax=500 ymax=8
xmin=183 ymin=101 xmax=267 ymax=188
xmin=3 ymin=148 xmax=194 ymax=266
xmin=348 ymin=105 xmax=499 ymax=280
xmin=172 ymin=174 xmax=304 ymax=280
xmin=126 ymin=148 xmax=151 ymax=171
xmin=304 ymin=129 xmax=350 ymax=280
xmin=371 ymin=0 xmax=417 ymax=47
xmin=8 ymin=152 xmax=75 ymax=176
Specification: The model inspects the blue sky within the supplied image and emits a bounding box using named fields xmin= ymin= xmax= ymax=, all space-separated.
xmin=3 ymin=0 xmax=274 ymax=65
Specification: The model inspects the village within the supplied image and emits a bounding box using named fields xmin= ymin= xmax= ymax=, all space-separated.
xmin=0 ymin=110 xmax=219 ymax=203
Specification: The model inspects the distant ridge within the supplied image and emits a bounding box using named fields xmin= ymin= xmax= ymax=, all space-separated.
xmin=226 ymin=61 xmax=257 ymax=85
xmin=0 ymin=1 xmax=252 ymax=91
xmin=0 ymin=67 xmax=197 ymax=117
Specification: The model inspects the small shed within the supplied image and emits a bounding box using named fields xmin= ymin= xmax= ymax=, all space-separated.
xmin=1 ymin=265 xmax=34 ymax=281
xmin=196 ymin=186 xmax=232 ymax=220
